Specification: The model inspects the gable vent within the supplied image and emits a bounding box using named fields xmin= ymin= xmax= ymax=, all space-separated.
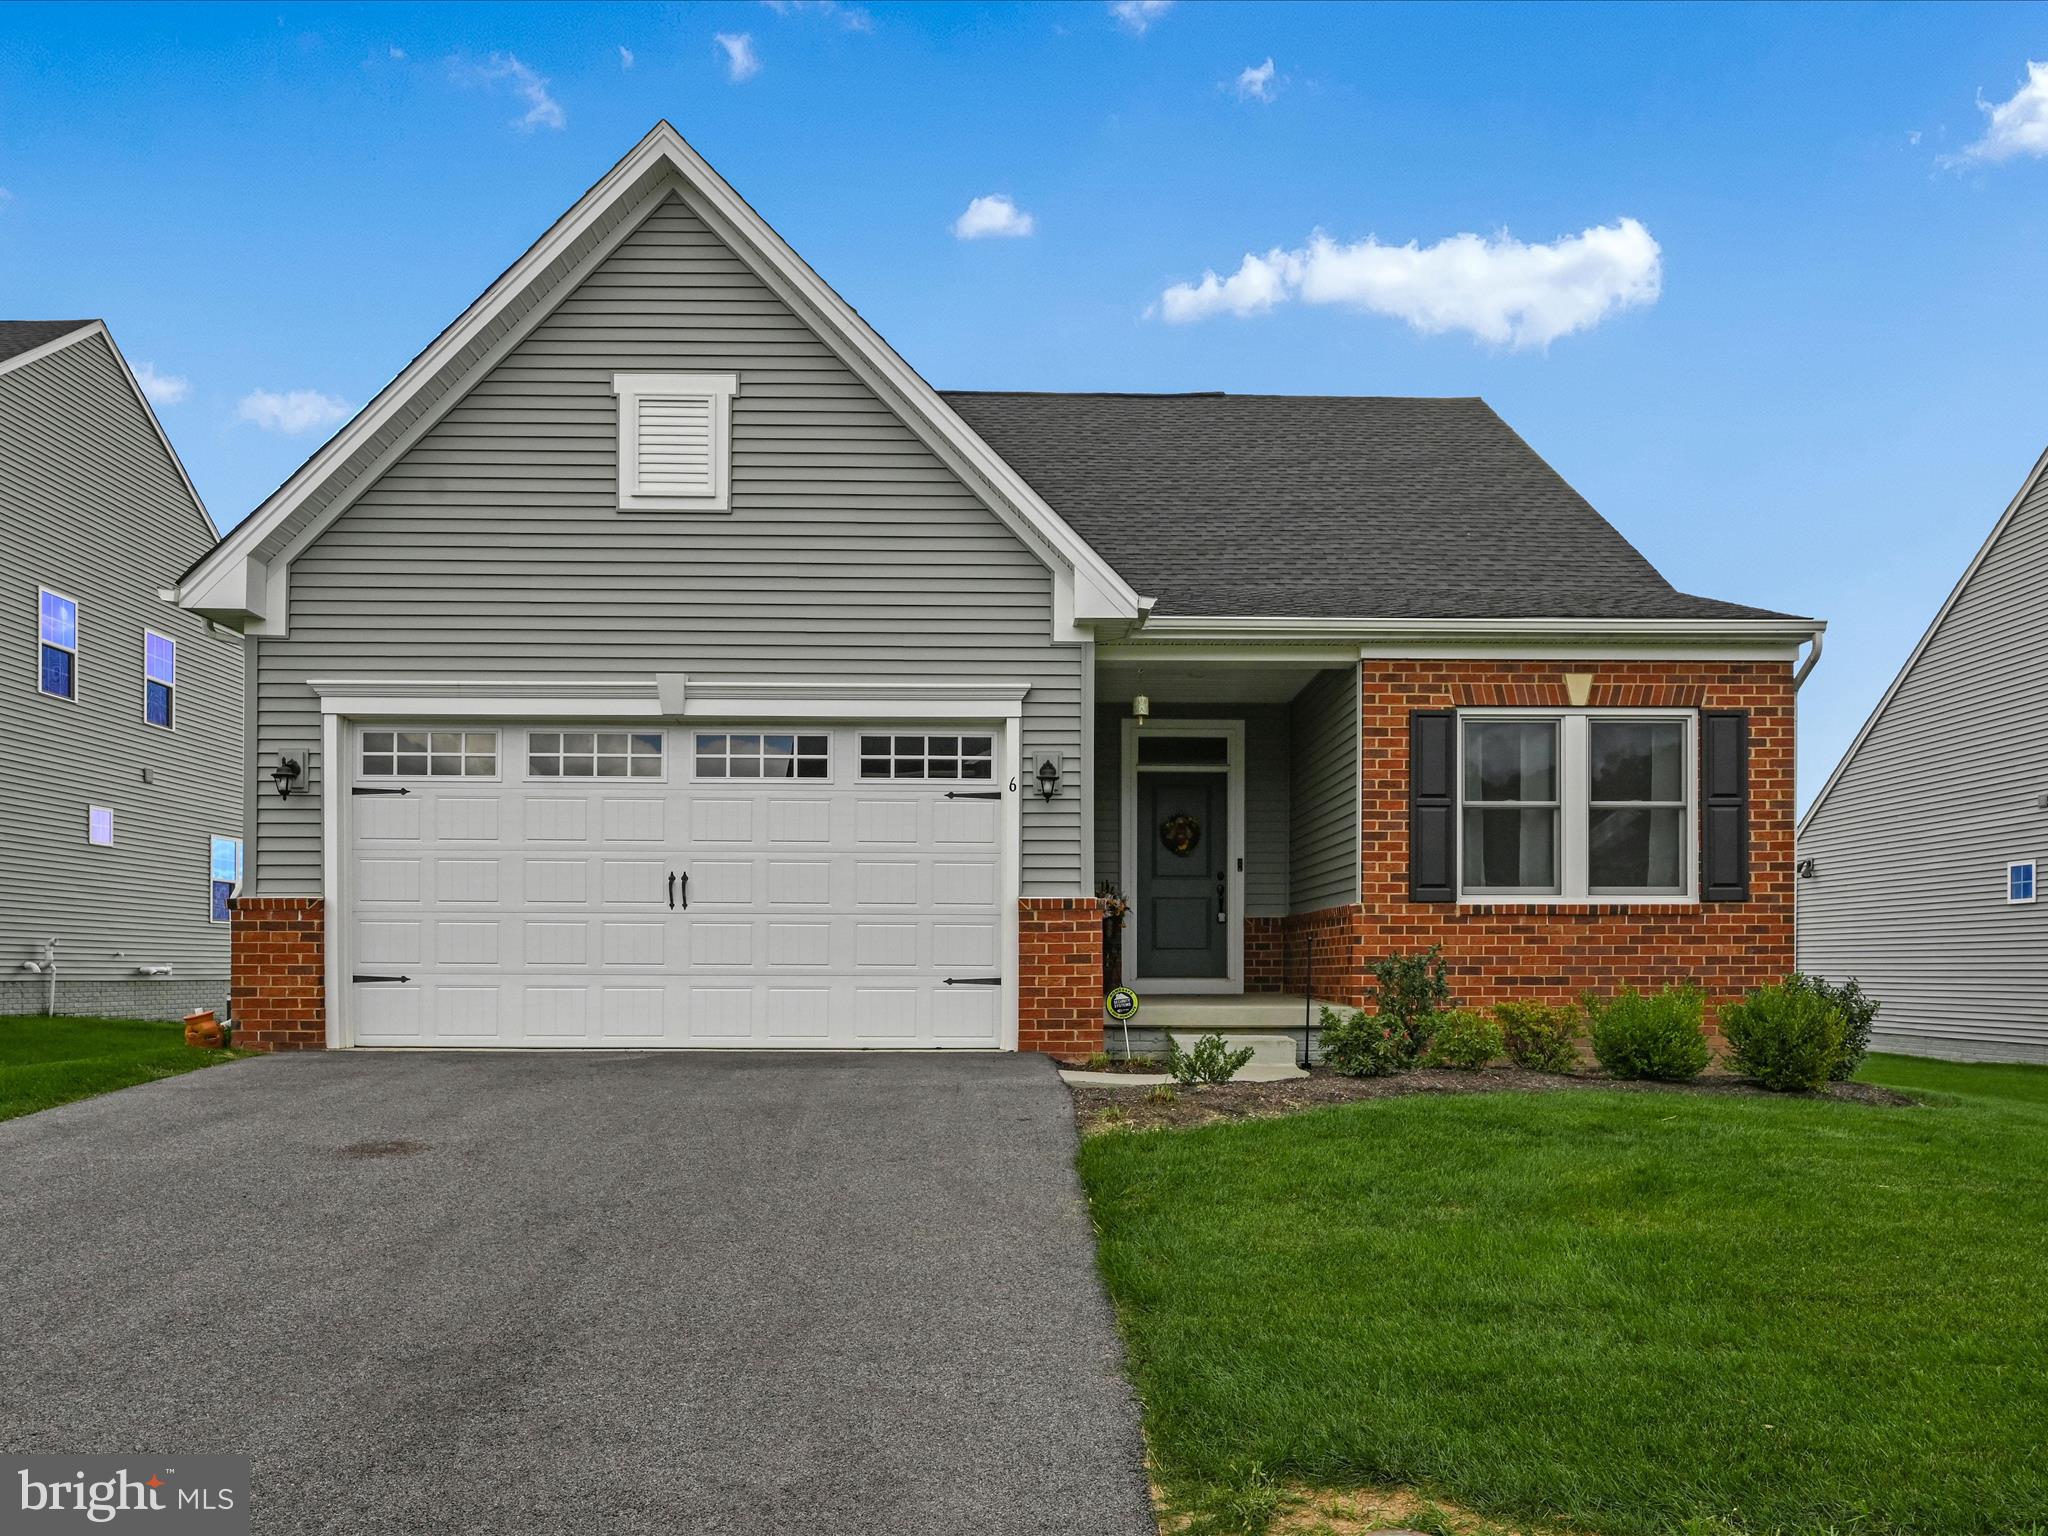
xmin=613 ymin=371 xmax=739 ymax=512
xmin=635 ymin=395 xmax=715 ymax=497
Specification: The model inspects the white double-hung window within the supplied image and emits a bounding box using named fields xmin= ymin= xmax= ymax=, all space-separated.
xmin=612 ymin=372 xmax=739 ymax=512
xmin=1459 ymin=711 xmax=1695 ymax=901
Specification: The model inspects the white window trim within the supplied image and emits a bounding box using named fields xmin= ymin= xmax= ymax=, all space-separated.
xmin=2009 ymin=860 xmax=2037 ymax=905
xmin=143 ymin=627 xmax=177 ymax=731
xmin=1457 ymin=708 xmax=1697 ymax=905
xmin=38 ymin=585 xmax=78 ymax=702
xmin=612 ymin=371 xmax=738 ymax=513
xmin=88 ymin=805 xmax=114 ymax=847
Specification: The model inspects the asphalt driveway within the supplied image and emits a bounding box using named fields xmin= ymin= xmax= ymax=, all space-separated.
xmin=0 ymin=1052 xmax=1154 ymax=1535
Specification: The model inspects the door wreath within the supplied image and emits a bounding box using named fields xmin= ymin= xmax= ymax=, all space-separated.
xmin=1159 ymin=813 xmax=1203 ymax=857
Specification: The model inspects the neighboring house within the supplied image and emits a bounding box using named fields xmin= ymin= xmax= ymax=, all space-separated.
xmin=1798 ymin=449 xmax=2048 ymax=1064
xmin=171 ymin=123 xmax=1823 ymax=1055
xmin=1 ymin=320 xmax=243 ymax=1020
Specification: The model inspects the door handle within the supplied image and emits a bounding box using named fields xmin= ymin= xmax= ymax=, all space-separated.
xmin=1216 ymin=872 xmax=1227 ymax=924
xmin=668 ymin=872 xmax=676 ymax=910
xmin=679 ymin=871 xmax=689 ymax=911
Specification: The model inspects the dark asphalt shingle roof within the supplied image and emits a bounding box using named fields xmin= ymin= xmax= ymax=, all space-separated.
xmin=0 ymin=319 xmax=95 ymax=365
xmin=942 ymin=391 xmax=1791 ymax=621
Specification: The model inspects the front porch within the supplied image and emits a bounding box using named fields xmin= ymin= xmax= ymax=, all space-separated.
xmin=1090 ymin=651 xmax=1366 ymax=1052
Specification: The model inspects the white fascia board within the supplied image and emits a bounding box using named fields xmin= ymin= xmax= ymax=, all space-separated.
xmin=1798 ymin=442 xmax=2048 ymax=841
xmin=180 ymin=551 xmax=269 ymax=627
xmin=1107 ymin=613 xmax=1825 ymax=659
xmin=176 ymin=122 xmax=1142 ymax=636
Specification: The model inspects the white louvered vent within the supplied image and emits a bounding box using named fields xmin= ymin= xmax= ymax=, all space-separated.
xmin=613 ymin=371 xmax=739 ymax=511
xmin=635 ymin=395 xmax=715 ymax=497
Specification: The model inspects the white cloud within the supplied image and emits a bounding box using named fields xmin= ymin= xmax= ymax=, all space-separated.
xmin=764 ymin=0 xmax=874 ymax=30
xmin=459 ymin=52 xmax=566 ymax=131
xmin=953 ymin=194 xmax=1036 ymax=240
xmin=716 ymin=32 xmax=761 ymax=81
xmin=619 ymin=45 xmax=634 ymax=69
xmin=1109 ymin=0 xmax=1172 ymax=35
xmin=1158 ymin=218 xmax=1663 ymax=349
xmin=237 ymin=388 xmax=351 ymax=435
xmin=1235 ymin=57 xmax=1277 ymax=103
xmin=134 ymin=362 xmax=190 ymax=406
xmin=1950 ymin=60 xmax=2048 ymax=164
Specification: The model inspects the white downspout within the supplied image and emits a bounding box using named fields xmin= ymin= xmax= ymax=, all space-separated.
xmin=1793 ymin=630 xmax=1824 ymax=690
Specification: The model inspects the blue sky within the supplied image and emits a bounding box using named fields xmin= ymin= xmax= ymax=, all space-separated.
xmin=5 ymin=2 xmax=2048 ymax=809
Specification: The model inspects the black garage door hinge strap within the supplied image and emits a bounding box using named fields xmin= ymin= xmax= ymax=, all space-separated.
xmin=943 ymin=976 xmax=1002 ymax=986
xmin=943 ymin=791 xmax=1002 ymax=800
xmin=351 ymin=786 xmax=411 ymax=796
xmin=352 ymin=973 xmax=411 ymax=984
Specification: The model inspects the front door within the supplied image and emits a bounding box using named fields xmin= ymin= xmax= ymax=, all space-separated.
xmin=1135 ymin=771 xmax=1229 ymax=980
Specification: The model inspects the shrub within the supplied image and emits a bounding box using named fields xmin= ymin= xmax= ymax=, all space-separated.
xmin=1586 ymin=985 xmax=1710 ymax=1081
xmin=1146 ymin=1083 xmax=1177 ymax=1105
xmin=1720 ymin=980 xmax=1850 ymax=1091
xmin=1496 ymin=1000 xmax=1582 ymax=1073
xmin=1368 ymin=945 xmax=1453 ymax=1055
xmin=1319 ymin=1006 xmax=1419 ymax=1077
xmin=1424 ymin=1008 xmax=1504 ymax=1070
xmin=1788 ymin=972 xmax=1879 ymax=1080
xmin=1165 ymin=1032 xmax=1256 ymax=1085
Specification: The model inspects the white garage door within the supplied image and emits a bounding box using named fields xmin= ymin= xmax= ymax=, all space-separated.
xmin=344 ymin=723 xmax=1009 ymax=1048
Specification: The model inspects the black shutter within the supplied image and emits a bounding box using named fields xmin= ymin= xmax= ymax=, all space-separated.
xmin=1409 ymin=710 xmax=1456 ymax=902
xmin=1700 ymin=710 xmax=1751 ymax=902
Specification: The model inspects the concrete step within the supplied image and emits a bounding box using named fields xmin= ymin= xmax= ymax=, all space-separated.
xmin=1165 ymin=1030 xmax=1307 ymax=1081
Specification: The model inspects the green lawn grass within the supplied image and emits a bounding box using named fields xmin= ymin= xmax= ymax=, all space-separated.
xmin=0 ymin=1015 xmax=251 ymax=1122
xmin=1078 ymin=1055 xmax=2048 ymax=1535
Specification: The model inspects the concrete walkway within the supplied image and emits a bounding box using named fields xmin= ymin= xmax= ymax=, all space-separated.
xmin=0 ymin=1051 xmax=1155 ymax=1535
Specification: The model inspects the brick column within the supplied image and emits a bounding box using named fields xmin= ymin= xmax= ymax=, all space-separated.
xmin=1018 ymin=897 xmax=1106 ymax=1060
xmin=230 ymin=897 xmax=326 ymax=1051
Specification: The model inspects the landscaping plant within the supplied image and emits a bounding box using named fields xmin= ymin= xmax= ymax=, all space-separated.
xmin=1586 ymin=984 xmax=1711 ymax=1081
xmin=1423 ymin=1008 xmax=1504 ymax=1070
xmin=1495 ymin=1000 xmax=1582 ymax=1073
xmin=1788 ymin=972 xmax=1879 ymax=1080
xmin=1166 ymin=1032 xmax=1256 ymax=1086
xmin=1368 ymin=944 xmax=1453 ymax=1050
xmin=1319 ymin=1006 xmax=1419 ymax=1077
xmin=1718 ymin=979 xmax=1850 ymax=1091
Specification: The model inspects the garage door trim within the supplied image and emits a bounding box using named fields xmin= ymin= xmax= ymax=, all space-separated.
xmin=311 ymin=678 xmax=1030 ymax=1050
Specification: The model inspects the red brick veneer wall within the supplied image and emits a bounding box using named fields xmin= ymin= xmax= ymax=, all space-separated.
xmin=1252 ymin=659 xmax=1796 ymax=1027
xmin=1019 ymin=897 xmax=1106 ymax=1059
xmin=230 ymin=897 xmax=326 ymax=1051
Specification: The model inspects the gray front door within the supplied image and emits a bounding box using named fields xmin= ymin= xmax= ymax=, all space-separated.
xmin=1136 ymin=772 xmax=1229 ymax=979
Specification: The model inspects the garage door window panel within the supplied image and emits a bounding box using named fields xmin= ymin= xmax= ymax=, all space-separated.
xmin=695 ymin=732 xmax=829 ymax=781
xmin=362 ymin=729 xmax=499 ymax=778
xmin=530 ymin=731 xmax=665 ymax=780
xmin=860 ymin=733 xmax=994 ymax=782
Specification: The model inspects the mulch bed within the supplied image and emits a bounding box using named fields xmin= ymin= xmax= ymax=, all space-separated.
xmin=1069 ymin=1064 xmax=1915 ymax=1134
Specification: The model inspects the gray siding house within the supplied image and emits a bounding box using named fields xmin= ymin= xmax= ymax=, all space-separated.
xmin=1 ymin=320 xmax=243 ymax=1020
xmin=1798 ymin=448 xmax=2048 ymax=1063
xmin=174 ymin=124 xmax=1820 ymax=1056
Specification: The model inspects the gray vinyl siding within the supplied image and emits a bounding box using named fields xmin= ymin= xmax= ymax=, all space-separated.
xmin=1289 ymin=666 xmax=1360 ymax=913
xmin=1797 ymin=464 xmax=2048 ymax=1064
xmin=254 ymin=183 xmax=1084 ymax=896
xmin=1092 ymin=703 xmax=1292 ymax=918
xmin=0 ymin=331 xmax=240 ymax=1008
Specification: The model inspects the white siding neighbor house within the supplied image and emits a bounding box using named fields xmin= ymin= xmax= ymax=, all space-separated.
xmin=173 ymin=123 xmax=1821 ymax=1056
xmin=1798 ymin=448 xmax=2048 ymax=1063
xmin=1 ymin=320 xmax=244 ymax=1020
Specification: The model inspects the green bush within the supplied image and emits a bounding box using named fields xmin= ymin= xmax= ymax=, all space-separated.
xmin=1720 ymin=980 xmax=1850 ymax=1091
xmin=1165 ymin=1032 xmax=1256 ymax=1085
xmin=1369 ymin=945 xmax=1453 ymax=1050
xmin=1424 ymin=1008 xmax=1504 ymax=1070
xmin=1319 ymin=1006 xmax=1418 ymax=1077
xmin=1788 ymin=972 xmax=1880 ymax=1080
xmin=1586 ymin=985 xmax=1710 ymax=1081
xmin=1495 ymin=1000 xmax=1582 ymax=1073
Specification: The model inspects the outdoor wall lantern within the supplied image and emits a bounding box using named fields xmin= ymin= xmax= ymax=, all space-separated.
xmin=1036 ymin=756 xmax=1063 ymax=801
xmin=268 ymin=754 xmax=303 ymax=801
